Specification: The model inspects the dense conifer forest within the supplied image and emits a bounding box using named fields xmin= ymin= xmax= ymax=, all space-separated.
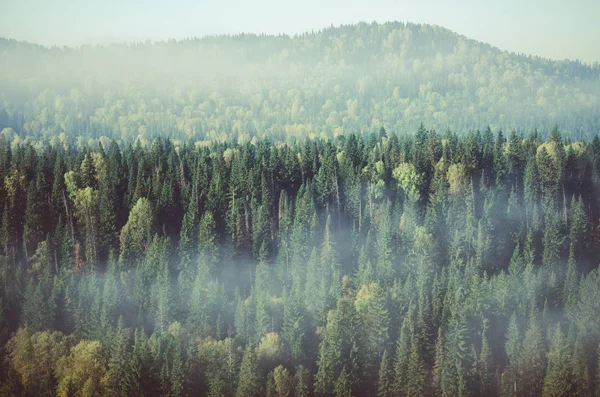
xmin=0 ymin=124 xmax=600 ymax=396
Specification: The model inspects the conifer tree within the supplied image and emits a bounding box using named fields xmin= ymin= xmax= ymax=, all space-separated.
xmin=569 ymin=195 xmax=587 ymax=257
xmin=236 ymin=346 xmax=261 ymax=397
xmin=282 ymin=290 xmax=306 ymax=363
xmin=377 ymin=350 xmax=392 ymax=397
xmin=570 ymin=334 xmax=590 ymax=397
xmin=103 ymin=316 xmax=131 ymax=396
xmin=432 ymin=327 xmax=445 ymax=397
xmin=406 ymin=334 xmax=425 ymax=397
xmin=563 ymin=243 xmax=579 ymax=308
xmin=542 ymin=325 xmax=571 ymax=397
xmin=392 ymin=317 xmax=411 ymax=396
xmin=295 ymin=365 xmax=310 ymax=397
xmin=521 ymin=310 xmax=545 ymax=397
xmin=334 ymin=367 xmax=353 ymax=397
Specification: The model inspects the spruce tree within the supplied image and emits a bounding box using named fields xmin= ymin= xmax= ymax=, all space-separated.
xmin=236 ymin=346 xmax=261 ymax=397
xmin=542 ymin=325 xmax=571 ymax=397
xmin=377 ymin=350 xmax=392 ymax=397
xmin=334 ymin=367 xmax=353 ymax=397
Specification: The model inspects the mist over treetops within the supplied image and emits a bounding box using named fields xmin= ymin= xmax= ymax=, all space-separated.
xmin=1 ymin=21 xmax=599 ymax=144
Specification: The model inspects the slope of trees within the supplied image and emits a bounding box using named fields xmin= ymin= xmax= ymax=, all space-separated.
xmin=1 ymin=21 xmax=600 ymax=144
xmin=0 ymin=125 xmax=600 ymax=396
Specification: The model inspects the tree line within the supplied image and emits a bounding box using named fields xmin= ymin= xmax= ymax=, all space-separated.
xmin=1 ymin=21 xmax=600 ymax=144
xmin=1 ymin=125 xmax=600 ymax=396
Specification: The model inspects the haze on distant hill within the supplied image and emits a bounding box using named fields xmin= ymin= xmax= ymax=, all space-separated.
xmin=2 ymin=0 xmax=599 ymax=63
xmin=1 ymin=21 xmax=599 ymax=143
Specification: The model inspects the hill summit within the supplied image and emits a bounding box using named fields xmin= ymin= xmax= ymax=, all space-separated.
xmin=1 ymin=21 xmax=599 ymax=142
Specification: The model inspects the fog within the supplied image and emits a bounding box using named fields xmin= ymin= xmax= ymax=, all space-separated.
xmin=0 ymin=11 xmax=599 ymax=397
xmin=2 ymin=0 xmax=599 ymax=63
xmin=1 ymin=22 xmax=600 ymax=145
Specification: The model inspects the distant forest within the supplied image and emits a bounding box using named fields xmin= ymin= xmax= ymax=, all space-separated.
xmin=1 ymin=22 xmax=600 ymax=143
xmin=1 ymin=126 xmax=600 ymax=396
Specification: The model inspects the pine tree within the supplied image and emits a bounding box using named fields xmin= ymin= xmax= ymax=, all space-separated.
xmin=524 ymin=155 xmax=540 ymax=231
xmin=542 ymin=325 xmax=571 ymax=397
xmin=405 ymin=334 xmax=425 ymax=397
xmin=236 ymin=346 xmax=261 ymax=397
xmin=101 ymin=260 xmax=123 ymax=334
xmin=314 ymin=314 xmax=339 ymax=395
xmin=282 ymin=290 xmax=305 ymax=363
xmin=563 ymin=243 xmax=579 ymax=308
xmin=521 ymin=310 xmax=545 ymax=397
xmin=569 ymin=195 xmax=587 ymax=257
xmin=503 ymin=313 xmax=522 ymax=397
xmin=23 ymin=175 xmax=45 ymax=261
xmin=103 ymin=316 xmax=131 ymax=396
xmin=542 ymin=207 xmax=564 ymax=273
xmin=151 ymin=240 xmax=172 ymax=332
xmin=442 ymin=312 xmax=468 ymax=397
xmin=119 ymin=197 xmax=154 ymax=267
xmin=355 ymin=282 xmax=389 ymax=384
xmin=321 ymin=213 xmax=341 ymax=310
xmin=266 ymin=372 xmax=276 ymax=397
xmin=334 ymin=367 xmax=353 ymax=397
xmin=432 ymin=327 xmax=445 ymax=397
xmin=537 ymin=147 xmax=559 ymax=205
xmin=377 ymin=350 xmax=392 ymax=397
xmin=270 ymin=365 xmax=294 ymax=397
xmin=374 ymin=202 xmax=394 ymax=286
xmin=198 ymin=211 xmax=218 ymax=275
xmin=178 ymin=189 xmax=197 ymax=277
xmin=255 ymin=293 xmax=270 ymax=343
xmin=170 ymin=325 xmax=185 ymax=397
xmin=294 ymin=365 xmax=310 ymax=397
xmin=570 ymin=334 xmax=590 ymax=397
xmin=252 ymin=204 xmax=270 ymax=258
xmin=392 ymin=317 xmax=411 ymax=396
xmin=478 ymin=319 xmax=493 ymax=396
xmin=355 ymin=238 xmax=374 ymax=289
xmin=98 ymin=161 xmax=118 ymax=261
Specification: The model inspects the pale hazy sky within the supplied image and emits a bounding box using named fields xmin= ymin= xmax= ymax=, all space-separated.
xmin=1 ymin=0 xmax=598 ymax=63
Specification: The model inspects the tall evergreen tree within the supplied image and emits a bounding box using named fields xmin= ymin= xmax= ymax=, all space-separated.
xmin=236 ymin=346 xmax=261 ymax=397
xmin=542 ymin=325 xmax=571 ymax=397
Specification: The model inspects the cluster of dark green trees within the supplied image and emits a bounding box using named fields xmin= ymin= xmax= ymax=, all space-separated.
xmin=2 ymin=21 xmax=600 ymax=144
xmin=1 ymin=125 xmax=600 ymax=397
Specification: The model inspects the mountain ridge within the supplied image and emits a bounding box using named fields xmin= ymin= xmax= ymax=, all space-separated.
xmin=2 ymin=21 xmax=599 ymax=67
xmin=1 ymin=21 xmax=599 ymax=142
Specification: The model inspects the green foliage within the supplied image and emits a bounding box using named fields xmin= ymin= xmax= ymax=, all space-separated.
xmin=119 ymin=197 xmax=154 ymax=266
xmin=236 ymin=346 xmax=262 ymax=397
xmin=6 ymin=328 xmax=67 ymax=395
xmin=542 ymin=325 xmax=571 ymax=397
xmin=3 ymin=22 xmax=600 ymax=145
xmin=377 ymin=350 xmax=392 ymax=397
xmin=55 ymin=340 xmax=108 ymax=397
xmin=0 ymin=130 xmax=598 ymax=396
xmin=269 ymin=365 xmax=294 ymax=397
xmin=282 ymin=291 xmax=306 ymax=362
xmin=334 ymin=367 xmax=353 ymax=397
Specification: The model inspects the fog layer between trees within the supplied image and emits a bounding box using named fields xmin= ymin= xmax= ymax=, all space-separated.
xmin=1 ymin=126 xmax=600 ymax=396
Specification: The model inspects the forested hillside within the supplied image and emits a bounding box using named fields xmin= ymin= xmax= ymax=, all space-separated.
xmin=0 ymin=126 xmax=599 ymax=396
xmin=1 ymin=21 xmax=600 ymax=143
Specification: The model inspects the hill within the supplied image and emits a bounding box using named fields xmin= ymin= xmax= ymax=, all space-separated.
xmin=1 ymin=21 xmax=599 ymax=143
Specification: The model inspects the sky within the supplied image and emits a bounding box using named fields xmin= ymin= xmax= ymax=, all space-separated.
xmin=1 ymin=0 xmax=598 ymax=63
